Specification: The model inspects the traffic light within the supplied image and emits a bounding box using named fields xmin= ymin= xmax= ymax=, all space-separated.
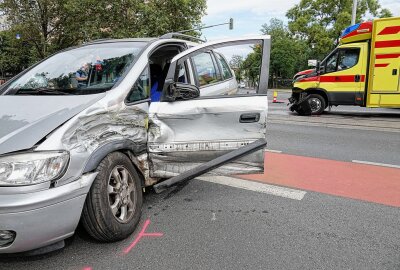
xmin=229 ymin=18 xmax=234 ymax=30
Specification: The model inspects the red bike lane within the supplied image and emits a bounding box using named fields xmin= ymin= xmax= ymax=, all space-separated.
xmin=241 ymin=152 xmax=400 ymax=208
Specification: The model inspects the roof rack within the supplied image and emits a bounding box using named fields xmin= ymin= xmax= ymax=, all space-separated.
xmin=159 ymin=33 xmax=205 ymax=43
xmin=83 ymin=38 xmax=114 ymax=44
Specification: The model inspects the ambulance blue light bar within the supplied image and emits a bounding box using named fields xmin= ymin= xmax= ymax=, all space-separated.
xmin=341 ymin=23 xmax=361 ymax=38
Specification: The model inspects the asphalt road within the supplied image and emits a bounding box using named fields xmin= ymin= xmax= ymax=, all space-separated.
xmin=267 ymin=90 xmax=400 ymax=165
xmin=267 ymin=123 xmax=400 ymax=165
xmin=1 ymin=90 xmax=399 ymax=269
xmin=1 ymin=179 xmax=400 ymax=270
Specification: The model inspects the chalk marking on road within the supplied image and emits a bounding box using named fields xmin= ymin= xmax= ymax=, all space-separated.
xmin=352 ymin=160 xmax=400 ymax=169
xmin=197 ymin=176 xmax=306 ymax=201
xmin=123 ymin=219 xmax=163 ymax=254
xmin=265 ymin=149 xmax=283 ymax=153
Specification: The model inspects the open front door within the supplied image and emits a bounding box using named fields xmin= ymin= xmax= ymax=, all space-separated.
xmin=148 ymin=36 xmax=271 ymax=179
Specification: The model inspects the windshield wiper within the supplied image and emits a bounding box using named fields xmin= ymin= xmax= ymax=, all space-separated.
xmin=15 ymin=88 xmax=71 ymax=95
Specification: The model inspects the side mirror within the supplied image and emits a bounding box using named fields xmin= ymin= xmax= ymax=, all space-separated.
xmin=316 ymin=61 xmax=321 ymax=75
xmin=163 ymin=80 xmax=200 ymax=102
xmin=175 ymin=83 xmax=200 ymax=100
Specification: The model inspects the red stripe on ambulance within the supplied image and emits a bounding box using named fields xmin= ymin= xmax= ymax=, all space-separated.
xmin=378 ymin=26 xmax=400 ymax=35
xmin=320 ymin=75 xmax=365 ymax=82
xmin=375 ymin=63 xmax=389 ymax=68
xmin=375 ymin=40 xmax=400 ymax=48
xmin=376 ymin=53 xmax=400 ymax=59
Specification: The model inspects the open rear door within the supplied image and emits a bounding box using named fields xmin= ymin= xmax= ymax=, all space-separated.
xmin=148 ymin=36 xmax=271 ymax=184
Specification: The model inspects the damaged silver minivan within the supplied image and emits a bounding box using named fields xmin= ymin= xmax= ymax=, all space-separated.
xmin=0 ymin=34 xmax=270 ymax=254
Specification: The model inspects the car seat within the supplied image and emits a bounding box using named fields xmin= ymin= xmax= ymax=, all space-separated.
xmin=150 ymin=64 xmax=164 ymax=101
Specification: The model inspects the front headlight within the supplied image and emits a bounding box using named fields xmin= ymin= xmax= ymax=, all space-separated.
xmin=0 ymin=151 xmax=69 ymax=186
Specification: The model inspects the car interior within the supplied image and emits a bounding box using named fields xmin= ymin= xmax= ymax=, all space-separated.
xmin=148 ymin=44 xmax=187 ymax=100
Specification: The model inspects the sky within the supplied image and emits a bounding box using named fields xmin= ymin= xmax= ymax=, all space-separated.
xmin=201 ymin=0 xmax=400 ymax=40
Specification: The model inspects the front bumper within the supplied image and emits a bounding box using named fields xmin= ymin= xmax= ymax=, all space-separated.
xmin=0 ymin=173 xmax=97 ymax=253
xmin=288 ymin=89 xmax=311 ymax=114
xmin=288 ymin=88 xmax=303 ymax=104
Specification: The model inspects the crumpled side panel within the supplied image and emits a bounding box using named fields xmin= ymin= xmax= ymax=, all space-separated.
xmin=56 ymin=102 xmax=155 ymax=186
xmin=147 ymin=96 xmax=268 ymax=178
xmin=149 ymin=150 xmax=264 ymax=178
xmin=128 ymin=152 xmax=159 ymax=186
xmin=62 ymin=106 xmax=147 ymax=153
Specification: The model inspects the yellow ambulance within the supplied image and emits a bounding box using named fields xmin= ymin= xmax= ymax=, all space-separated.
xmin=290 ymin=17 xmax=400 ymax=115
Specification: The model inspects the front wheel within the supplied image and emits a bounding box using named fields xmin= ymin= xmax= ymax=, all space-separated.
xmin=307 ymin=94 xmax=326 ymax=115
xmin=81 ymin=152 xmax=143 ymax=242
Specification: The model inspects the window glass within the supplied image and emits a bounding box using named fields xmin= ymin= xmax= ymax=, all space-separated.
xmin=325 ymin=51 xmax=339 ymax=73
xmin=338 ymin=48 xmax=360 ymax=70
xmin=191 ymin=52 xmax=219 ymax=87
xmin=4 ymin=42 xmax=146 ymax=95
xmin=212 ymin=42 xmax=262 ymax=95
xmin=126 ymin=67 xmax=149 ymax=103
xmin=170 ymin=41 xmax=262 ymax=98
xmin=215 ymin=53 xmax=233 ymax=80
xmin=177 ymin=63 xmax=188 ymax=83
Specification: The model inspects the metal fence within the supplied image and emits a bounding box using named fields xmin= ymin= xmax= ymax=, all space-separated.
xmin=269 ymin=78 xmax=293 ymax=89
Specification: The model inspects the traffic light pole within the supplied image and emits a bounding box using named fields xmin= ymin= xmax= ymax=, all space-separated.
xmin=177 ymin=18 xmax=234 ymax=34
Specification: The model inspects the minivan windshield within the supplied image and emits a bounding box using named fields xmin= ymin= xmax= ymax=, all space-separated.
xmin=2 ymin=42 xmax=146 ymax=95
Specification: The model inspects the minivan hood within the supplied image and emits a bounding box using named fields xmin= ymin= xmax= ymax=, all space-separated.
xmin=0 ymin=94 xmax=105 ymax=155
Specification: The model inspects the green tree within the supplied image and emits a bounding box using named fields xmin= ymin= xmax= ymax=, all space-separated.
xmin=229 ymin=55 xmax=244 ymax=82
xmin=0 ymin=0 xmax=78 ymax=60
xmin=136 ymin=0 xmax=206 ymax=37
xmin=0 ymin=29 xmax=33 ymax=77
xmin=64 ymin=0 xmax=206 ymax=38
xmin=261 ymin=18 xmax=309 ymax=80
xmin=0 ymin=0 xmax=206 ymax=74
xmin=241 ymin=44 xmax=262 ymax=87
xmin=286 ymin=0 xmax=392 ymax=58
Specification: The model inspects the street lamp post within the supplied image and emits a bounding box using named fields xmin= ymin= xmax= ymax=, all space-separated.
xmin=351 ymin=0 xmax=357 ymax=25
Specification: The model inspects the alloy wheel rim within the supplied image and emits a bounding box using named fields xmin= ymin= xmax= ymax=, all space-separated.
xmin=308 ymin=98 xmax=322 ymax=113
xmin=107 ymin=166 xmax=136 ymax=223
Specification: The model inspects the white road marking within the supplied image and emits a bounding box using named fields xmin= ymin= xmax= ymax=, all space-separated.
xmin=197 ymin=176 xmax=306 ymax=201
xmin=265 ymin=149 xmax=282 ymax=153
xmin=211 ymin=212 xmax=216 ymax=221
xmin=352 ymin=160 xmax=400 ymax=169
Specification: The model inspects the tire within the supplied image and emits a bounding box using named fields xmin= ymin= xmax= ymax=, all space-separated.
xmin=307 ymin=94 xmax=326 ymax=115
xmin=81 ymin=152 xmax=143 ymax=242
xmin=292 ymin=100 xmax=311 ymax=116
xmin=294 ymin=107 xmax=310 ymax=116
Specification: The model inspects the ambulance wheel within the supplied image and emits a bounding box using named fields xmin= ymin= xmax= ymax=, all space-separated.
xmin=307 ymin=94 xmax=326 ymax=115
xmin=294 ymin=107 xmax=310 ymax=116
xmin=81 ymin=152 xmax=143 ymax=242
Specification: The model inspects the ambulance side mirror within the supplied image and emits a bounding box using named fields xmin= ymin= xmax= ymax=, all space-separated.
xmin=316 ymin=61 xmax=321 ymax=75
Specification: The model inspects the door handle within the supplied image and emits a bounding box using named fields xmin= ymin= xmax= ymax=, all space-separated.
xmin=355 ymin=74 xmax=361 ymax=82
xmin=240 ymin=113 xmax=260 ymax=123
